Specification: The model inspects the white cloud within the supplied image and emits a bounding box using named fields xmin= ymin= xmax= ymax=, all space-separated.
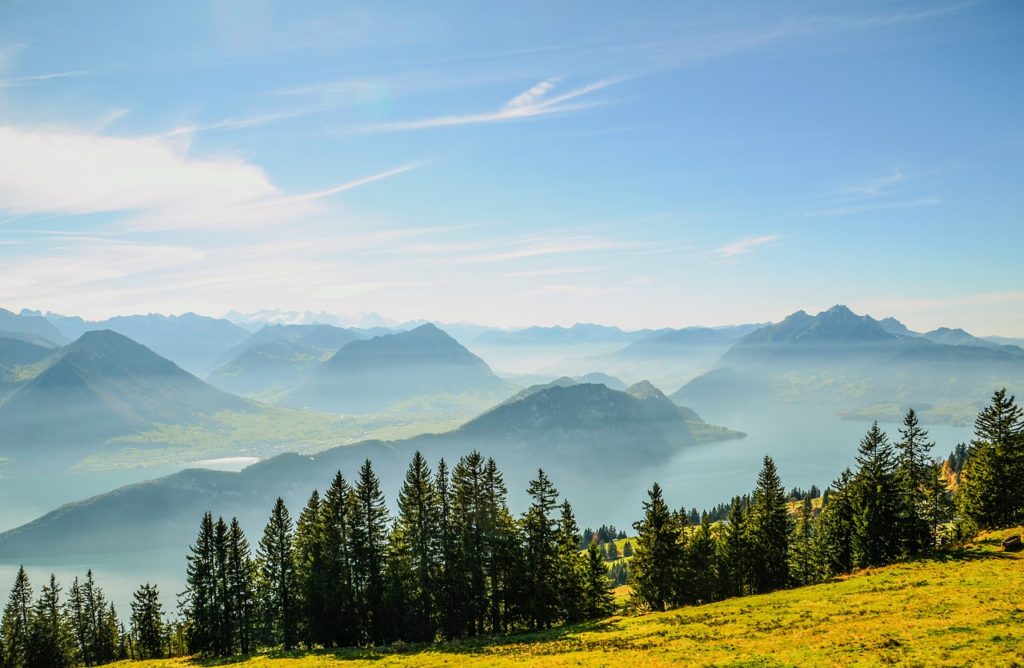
xmin=712 ymin=234 xmax=779 ymax=260
xmin=0 ymin=124 xmax=417 ymax=230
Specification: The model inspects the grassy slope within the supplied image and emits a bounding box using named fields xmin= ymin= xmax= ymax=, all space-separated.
xmin=116 ymin=528 xmax=1024 ymax=667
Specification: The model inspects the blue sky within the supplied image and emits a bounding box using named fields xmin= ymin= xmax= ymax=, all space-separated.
xmin=0 ymin=1 xmax=1022 ymax=333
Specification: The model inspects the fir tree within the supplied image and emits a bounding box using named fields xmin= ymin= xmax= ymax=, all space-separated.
xmin=434 ymin=459 xmax=462 ymax=641
xmin=622 ymin=540 xmax=633 ymax=558
xmin=748 ymin=456 xmax=791 ymax=593
xmin=687 ymin=514 xmax=718 ymax=604
xmin=350 ymin=459 xmax=390 ymax=645
xmin=815 ymin=468 xmax=856 ymax=577
xmin=482 ymin=457 xmax=518 ymax=635
xmin=851 ymin=423 xmax=901 ymax=567
xmin=717 ymin=497 xmax=750 ymax=599
xmin=630 ymin=483 xmax=684 ymax=611
xmin=895 ymin=409 xmax=936 ymax=555
xmin=226 ymin=517 xmax=255 ymax=655
xmin=130 ymin=584 xmax=163 ymax=659
xmin=606 ymin=541 xmax=619 ymax=561
xmin=1 ymin=567 xmax=32 ymax=668
xmin=182 ymin=512 xmax=216 ymax=655
xmin=395 ymin=452 xmax=439 ymax=641
xmin=293 ymin=490 xmax=328 ymax=648
xmin=789 ymin=497 xmax=816 ymax=586
xmin=320 ymin=470 xmax=356 ymax=648
xmin=257 ymin=497 xmax=298 ymax=649
xmin=555 ymin=501 xmax=586 ymax=624
xmin=958 ymin=389 xmax=1024 ymax=529
xmin=581 ymin=542 xmax=615 ymax=620
xmin=26 ymin=574 xmax=74 ymax=668
xmin=521 ymin=469 xmax=561 ymax=629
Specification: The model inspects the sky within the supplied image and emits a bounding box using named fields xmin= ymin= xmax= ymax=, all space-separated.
xmin=0 ymin=1 xmax=1022 ymax=334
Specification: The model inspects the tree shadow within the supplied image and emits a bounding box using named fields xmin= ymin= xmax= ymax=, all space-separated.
xmin=183 ymin=617 xmax=623 ymax=665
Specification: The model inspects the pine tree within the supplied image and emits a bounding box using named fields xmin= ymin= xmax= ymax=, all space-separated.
xmin=958 ymin=389 xmax=1024 ymax=529
xmin=606 ymin=541 xmax=619 ymax=561
xmin=67 ymin=578 xmax=90 ymax=666
xmin=895 ymin=409 xmax=936 ymax=555
xmin=434 ymin=459 xmax=462 ymax=640
xmin=482 ymin=457 xmax=518 ymax=635
xmin=814 ymin=468 xmax=855 ymax=577
xmin=350 ymin=459 xmax=389 ymax=645
xmin=450 ymin=452 xmax=487 ymax=635
xmin=630 ymin=483 xmax=684 ymax=611
xmin=392 ymin=451 xmax=439 ymax=642
xmin=717 ymin=497 xmax=750 ymax=599
xmin=748 ymin=456 xmax=791 ymax=593
xmin=581 ymin=542 xmax=615 ymax=620
xmin=294 ymin=490 xmax=328 ymax=648
xmin=212 ymin=517 xmax=231 ymax=656
xmin=130 ymin=584 xmax=163 ymax=659
xmin=789 ymin=497 xmax=816 ymax=586
xmin=183 ymin=512 xmax=216 ymax=655
xmin=25 ymin=574 xmax=74 ymax=668
xmin=226 ymin=517 xmax=255 ymax=655
xmin=1 ymin=566 xmax=32 ymax=668
xmin=686 ymin=514 xmax=718 ymax=604
xmin=320 ymin=470 xmax=356 ymax=648
xmin=851 ymin=423 xmax=901 ymax=567
xmin=521 ymin=469 xmax=561 ymax=629
xmin=622 ymin=540 xmax=633 ymax=558
xmin=555 ymin=501 xmax=586 ymax=624
xmin=257 ymin=497 xmax=298 ymax=649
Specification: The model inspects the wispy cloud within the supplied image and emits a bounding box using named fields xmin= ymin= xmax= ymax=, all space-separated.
xmin=0 ymin=70 xmax=89 ymax=87
xmin=353 ymin=77 xmax=617 ymax=133
xmin=712 ymin=234 xmax=779 ymax=261
xmin=0 ymin=124 xmax=418 ymax=230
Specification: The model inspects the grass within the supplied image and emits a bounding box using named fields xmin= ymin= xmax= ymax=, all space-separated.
xmin=114 ymin=528 xmax=1024 ymax=667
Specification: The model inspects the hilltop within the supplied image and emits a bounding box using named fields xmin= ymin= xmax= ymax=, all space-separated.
xmin=285 ymin=323 xmax=511 ymax=413
xmin=0 ymin=330 xmax=251 ymax=461
xmin=113 ymin=528 xmax=1024 ymax=667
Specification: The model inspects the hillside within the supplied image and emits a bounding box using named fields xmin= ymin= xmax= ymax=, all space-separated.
xmin=208 ymin=323 xmax=363 ymax=398
xmin=285 ymin=323 xmax=512 ymax=413
xmin=114 ymin=528 xmax=1024 ymax=667
xmin=0 ymin=330 xmax=251 ymax=462
xmin=0 ymin=382 xmax=741 ymax=558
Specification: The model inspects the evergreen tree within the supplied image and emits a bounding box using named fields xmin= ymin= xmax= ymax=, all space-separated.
xmin=26 ymin=574 xmax=74 ymax=668
xmin=293 ymin=490 xmax=328 ymax=648
xmin=392 ymin=451 xmax=439 ymax=642
xmin=958 ymin=389 xmax=1024 ymax=529
xmin=226 ymin=518 xmax=255 ymax=655
xmin=434 ymin=459 xmax=462 ymax=640
xmin=555 ymin=501 xmax=586 ymax=624
xmin=182 ymin=512 xmax=216 ymax=655
xmin=748 ymin=456 xmax=791 ymax=593
xmin=1 ymin=567 xmax=32 ymax=668
xmin=851 ymin=423 xmax=901 ymax=567
xmin=212 ymin=517 xmax=231 ymax=656
xmin=257 ymin=498 xmax=298 ymax=649
xmin=350 ymin=459 xmax=389 ymax=645
xmin=606 ymin=541 xmax=619 ymax=560
xmin=67 ymin=578 xmax=90 ymax=666
xmin=687 ymin=514 xmax=718 ymax=604
xmin=895 ymin=409 xmax=936 ymax=555
xmin=622 ymin=540 xmax=633 ymax=558
xmin=130 ymin=584 xmax=163 ymax=659
xmin=320 ymin=470 xmax=356 ymax=648
xmin=815 ymin=469 xmax=856 ymax=577
xmin=717 ymin=497 xmax=750 ymax=599
xmin=482 ymin=457 xmax=518 ymax=635
xmin=630 ymin=483 xmax=685 ymax=611
xmin=450 ymin=452 xmax=487 ymax=635
xmin=521 ymin=469 xmax=561 ymax=629
xmin=789 ymin=498 xmax=816 ymax=586
xmin=581 ymin=542 xmax=615 ymax=620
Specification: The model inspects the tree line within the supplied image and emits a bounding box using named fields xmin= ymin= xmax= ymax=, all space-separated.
xmin=179 ymin=451 xmax=617 ymax=656
xmin=629 ymin=389 xmax=1023 ymax=610
xmin=1 ymin=389 xmax=1020 ymax=664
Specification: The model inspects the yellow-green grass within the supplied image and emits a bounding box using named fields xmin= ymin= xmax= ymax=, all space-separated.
xmin=115 ymin=528 xmax=1024 ymax=667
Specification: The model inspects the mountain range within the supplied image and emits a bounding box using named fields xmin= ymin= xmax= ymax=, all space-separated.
xmin=673 ymin=305 xmax=1024 ymax=413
